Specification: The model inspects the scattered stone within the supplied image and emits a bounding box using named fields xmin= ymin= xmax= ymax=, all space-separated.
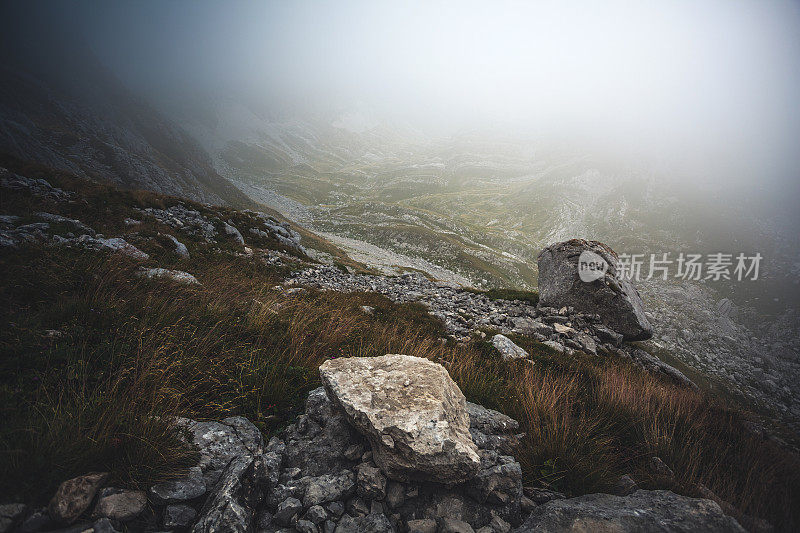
xmin=440 ymin=517 xmax=475 ymax=533
xmin=35 ymin=212 xmax=94 ymax=235
xmin=224 ymin=221 xmax=245 ymax=244
xmin=357 ymin=464 xmax=387 ymax=501
xmin=542 ymin=340 xmax=570 ymax=354
xmin=163 ymin=504 xmax=197 ymax=528
xmin=138 ymin=205 xmax=216 ymax=241
xmin=149 ymin=467 xmax=206 ymax=504
xmin=343 ymin=444 xmax=364 ymax=461
xmin=491 ymin=334 xmax=529 ymax=361
xmin=346 ymin=496 xmax=369 ymax=517
xmin=192 ymin=455 xmax=259 ymax=533
xmin=0 ymin=504 xmax=27 ymax=533
xmin=305 ymin=505 xmax=328 ymax=525
xmin=296 ymin=518 xmax=318 ymax=533
xmin=553 ymin=323 xmax=575 ymax=335
xmin=275 ymin=497 xmax=303 ymax=525
xmin=510 ymin=318 xmax=552 ymax=337
xmin=333 ymin=513 xmax=393 ymax=533
xmin=18 ymin=508 xmax=52 ymax=533
xmin=84 ymin=236 xmax=150 ymax=260
xmin=303 ymin=471 xmax=357 ymax=507
xmin=489 ymin=515 xmax=511 ymax=533
xmin=324 ymin=501 xmax=345 ymax=517
xmin=92 ymin=490 xmax=147 ymax=521
xmin=139 ymin=267 xmax=200 ymax=285
xmin=166 ymin=234 xmax=190 ymax=258
xmin=48 ymin=472 xmax=110 ymax=524
xmin=612 ymin=474 xmax=639 ymax=496
xmin=175 ymin=416 xmax=264 ymax=471
xmin=649 ymin=456 xmax=676 ymax=482
xmin=406 ymin=518 xmax=437 ymax=533
xmin=319 ymin=354 xmax=480 ymax=484
xmin=621 ymin=347 xmax=697 ymax=389
xmin=87 ymin=517 xmax=119 ymax=533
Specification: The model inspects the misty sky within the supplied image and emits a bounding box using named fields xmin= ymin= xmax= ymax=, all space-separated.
xmin=3 ymin=0 xmax=800 ymax=200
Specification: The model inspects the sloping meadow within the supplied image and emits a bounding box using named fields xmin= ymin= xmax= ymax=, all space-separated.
xmin=1 ymin=171 xmax=799 ymax=530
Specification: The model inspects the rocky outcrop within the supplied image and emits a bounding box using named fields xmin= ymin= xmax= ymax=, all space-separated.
xmin=259 ymin=383 xmax=525 ymax=532
xmin=491 ymin=334 xmax=528 ymax=361
xmin=537 ymin=239 xmax=653 ymax=340
xmin=514 ymin=490 xmax=745 ymax=532
xmin=319 ymin=354 xmax=480 ymax=485
xmin=6 ymin=389 xmax=748 ymax=533
xmin=287 ymin=266 xmax=694 ymax=388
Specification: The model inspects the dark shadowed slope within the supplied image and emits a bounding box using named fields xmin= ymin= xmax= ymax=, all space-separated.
xmin=0 ymin=35 xmax=251 ymax=208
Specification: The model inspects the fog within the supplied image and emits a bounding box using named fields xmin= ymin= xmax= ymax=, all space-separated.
xmin=4 ymin=0 xmax=800 ymax=203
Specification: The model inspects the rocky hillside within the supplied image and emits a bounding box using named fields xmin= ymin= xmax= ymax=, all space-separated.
xmin=0 ymin=37 xmax=251 ymax=207
xmin=2 ymin=166 xmax=799 ymax=532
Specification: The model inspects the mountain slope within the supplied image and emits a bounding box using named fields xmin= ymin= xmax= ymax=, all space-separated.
xmin=0 ymin=46 xmax=251 ymax=207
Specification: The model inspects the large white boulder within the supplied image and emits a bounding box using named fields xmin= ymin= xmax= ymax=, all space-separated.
xmin=319 ymin=354 xmax=480 ymax=485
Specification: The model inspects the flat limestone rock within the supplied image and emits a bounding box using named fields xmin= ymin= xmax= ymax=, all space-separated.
xmin=319 ymin=354 xmax=480 ymax=485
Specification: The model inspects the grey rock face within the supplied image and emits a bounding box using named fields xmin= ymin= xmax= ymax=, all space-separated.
xmin=302 ymin=471 xmax=357 ymax=507
xmin=319 ymin=355 xmax=480 ymax=485
xmin=513 ymin=490 xmax=745 ymax=532
xmin=192 ymin=456 xmax=257 ymax=533
xmin=164 ymin=504 xmax=198 ymax=528
xmin=275 ymin=497 xmax=303 ymax=525
xmin=281 ymin=388 xmax=361 ymax=476
xmin=92 ymin=490 xmax=147 ymax=521
xmin=333 ymin=513 xmax=394 ymax=533
xmin=465 ymin=402 xmax=522 ymax=454
xmin=491 ymin=334 xmax=529 ymax=361
xmin=537 ymin=239 xmax=653 ymax=340
xmin=150 ymin=467 xmax=207 ymax=504
xmin=0 ymin=170 xmax=74 ymax=201
xmin=440 ymin=517 xmax=475 ymax=533
xmin=175 ymin=416 xmax=264 ymax=471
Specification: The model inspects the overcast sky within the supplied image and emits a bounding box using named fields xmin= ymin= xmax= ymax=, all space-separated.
xmin=3 ymin=0 xmax=800 ymax=202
